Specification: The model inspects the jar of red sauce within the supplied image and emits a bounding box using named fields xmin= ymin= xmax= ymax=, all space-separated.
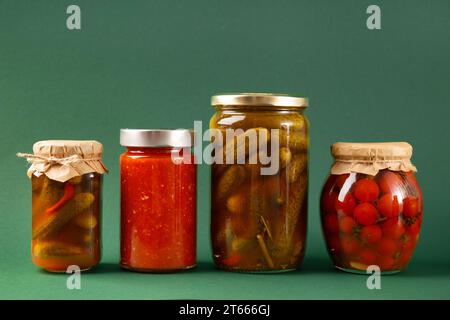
xmin=320 ymin=142 xmax=422 ymax=274
xmin=120 ymin=129 xmax=196 ymax=272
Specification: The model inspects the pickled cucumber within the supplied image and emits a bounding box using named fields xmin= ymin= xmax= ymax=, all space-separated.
xmin=68 ymin=176 xmax=82 ymax=185
xmin=235 ymin=112 xmax=306 ymax=132
xmin=32 ymin=174 xmax=45 ymax=193
xmin=216 ymin=165 xmax=246 ymax=200
xmin=288 ymin=153 xmax=308 ymax=183
xmin=279 ymin=147 xmax=292 ymax=169
xmin=74 ymin=211 xmax=98 ymax=229
xmin=280 ymin=130 xmax=308 ymax=152
xmin=286 ymin=173 xmax=308 ymax=242
xmin=33 ymin=192 xmax=95 ymax=240
xmin=32 ymin=177 xmax=63 ymax=217
xmin=220 ymin=127 xmax=270 ymax=164
xmin=226 ymin=192 xmax=246 ymax=215
xmin=33 ymin=241 xmax=86 ymax=258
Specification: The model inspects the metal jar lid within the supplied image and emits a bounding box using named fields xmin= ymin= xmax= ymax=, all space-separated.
xmin=120 ymin=129 xmax=193 ymax=147
xmin=211 ymin=93 xmax=308 ymax=108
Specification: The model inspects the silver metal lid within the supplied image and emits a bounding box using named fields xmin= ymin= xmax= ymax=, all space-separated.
xmin=211 ymin=93 xmax=308 ymax=108
xmin=120 ymin=129 xmax=193 ymax=147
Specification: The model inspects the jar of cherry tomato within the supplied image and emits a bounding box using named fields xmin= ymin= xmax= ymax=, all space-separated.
xmin=120 ymin=129 xmax=196 ymax=272
xmin=320 ymin=142 xmax=422 ymax=274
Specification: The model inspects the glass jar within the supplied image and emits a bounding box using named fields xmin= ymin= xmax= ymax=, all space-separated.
xmin=120 ymin=129 xmax=196 ymax=272
xmin=320 ymin=142 xmax=422 ymax=274
xmin=210 ymin=93 xmax=309 ymax=272
xmin=19 ymin=140 xmax=107 ymax=272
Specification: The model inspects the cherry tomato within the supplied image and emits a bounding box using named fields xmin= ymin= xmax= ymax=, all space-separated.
xmin=403 ymin=234 xmax=417 ymax=251
xmin=353 ymin=203 xmax=378 ymax=226
xmin=377 ymin=255 xmax=395 ymax=270
xmin=403 ymin=172 xmax=423 ymax=215
xmin=339 ymin=216 xmax=357 ymax=234
xmin=359 ymin=248 xmax=377 ymax=265
xmin=403 ymin=197 xmax=419 ymax=217
xmin=321 ymin=192 xmax=338 ymax=215
xmin=323 ymin=214 xmax=339 ymax=234
xmin=406 ymin=218 xmax=421 ymax=238
xmin=341 ymin=237 xmax=360 ymax=255
xmin=377 ymin=238 xmax=399 ymax=257
xmin=336 ymin=174 xmax=350 ymax=188
xmin=398 ymin=249 xmax=414 ymax=267
xmin=382 ymin=219 xmax=405 ymax=239
xmin=377 ymin=194 xmax=401 ymax=218
xmin=335 ymin=193 xmax=357 ymax=216
xmin=360 ymin=225 xmax=383 ymax=244
xmin=354 ymin=178 xmax=379 ymax=202
xmin=378 ymin=171 xmax=404 ymax=194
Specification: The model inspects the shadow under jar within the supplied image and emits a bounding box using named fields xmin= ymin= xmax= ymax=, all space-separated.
xmin=210 ymin=93 xmax=309 ymax=272
xmin=19 ymin=140 xmax=107 ymax=272
xmin=320 ymin=142 xmax=423 ymax=274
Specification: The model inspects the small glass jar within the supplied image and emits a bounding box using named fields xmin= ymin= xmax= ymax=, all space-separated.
xmin=210 ymin=93 xmax=309 ymax=272
xmin=320 ymin=142 xmax=422 ymax=274
xmin=19 ymin=140 xmax=107 ymax=272
xmin=120 ymin=129 xmax=196 ymax=272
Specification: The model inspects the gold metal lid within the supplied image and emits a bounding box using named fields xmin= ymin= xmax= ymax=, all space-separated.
xmin=211 ymin=93 xmax=308 ymax=108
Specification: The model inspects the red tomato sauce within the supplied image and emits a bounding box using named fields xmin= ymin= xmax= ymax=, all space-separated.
xmin=120 ymin=147 xmax=196 ymax=271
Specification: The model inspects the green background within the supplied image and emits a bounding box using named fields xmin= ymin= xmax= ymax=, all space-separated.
xmin=1 ymin=0 xmax=449 ymax=299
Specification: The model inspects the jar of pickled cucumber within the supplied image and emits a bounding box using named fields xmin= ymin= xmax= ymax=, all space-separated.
xmin=18 ymin=141 xmax=108 ymax=272
xmin=320 ymin=142 xmax=422 ymax=274
xmin=210 ymin=93 xmax=309 ymax=272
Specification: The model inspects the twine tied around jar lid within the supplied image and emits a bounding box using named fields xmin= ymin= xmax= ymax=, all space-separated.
xmin=330 ymin=142 xmax=417 ymax=176
xmin=17 ymin=140 xmax=108 ymax=182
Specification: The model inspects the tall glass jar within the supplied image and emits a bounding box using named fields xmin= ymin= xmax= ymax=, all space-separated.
xmin=120 ymin=129 xmax=197 ymax=272
xmin=18 ymin=140 xmax=107 ymax=272
xmin=320 ymin=142 xmax=423 ymax=274
xmin=210 ymin=93 xmax=309 ymax=272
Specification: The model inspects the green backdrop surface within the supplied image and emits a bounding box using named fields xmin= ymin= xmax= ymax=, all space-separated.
xmin=0 ymin=0 xmax=449 ymax=299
